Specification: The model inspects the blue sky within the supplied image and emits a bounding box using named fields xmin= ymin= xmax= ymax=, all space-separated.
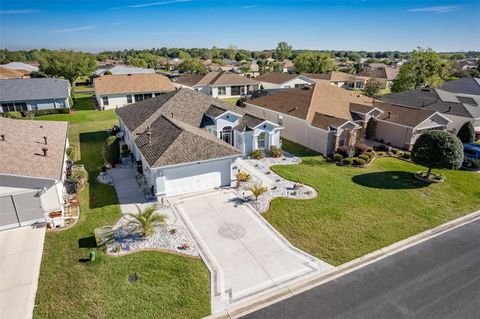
xmin=0 ymin=0 xmax=479 ymax=52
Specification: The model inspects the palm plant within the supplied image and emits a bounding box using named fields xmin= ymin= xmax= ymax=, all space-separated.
xmin=249 ymin=183 xmax=268 ymax=201
xmin=125 ymin=205 xmax=166 ymax=237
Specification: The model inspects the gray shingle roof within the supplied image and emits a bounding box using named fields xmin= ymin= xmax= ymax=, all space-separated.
xmin=116 ymin=89 xmax=250 ymax=167
xmin=0 ymin=78 xmax=70 ymax=102
xmin=382 ymin=88 xmax=475 ymax=118
xmin=439 ymin=77 xmax=480 ymax=96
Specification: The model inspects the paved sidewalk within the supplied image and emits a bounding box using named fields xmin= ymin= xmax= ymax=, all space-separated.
xmin=171 ymin=190 xmax=332 ymax=313
xmin=237 ymin=159 xmax=274 ymax=187
xmin=0 ymin=225 xmax=46 ymax=319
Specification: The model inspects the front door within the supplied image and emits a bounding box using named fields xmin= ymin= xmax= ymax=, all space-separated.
xmin=221 ymin=126 xmax=233 ymax=145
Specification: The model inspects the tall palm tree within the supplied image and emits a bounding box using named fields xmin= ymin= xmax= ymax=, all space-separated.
xmin=249 ymin=183 xmax=268 ymax=201
xmin=125 ymin=205 xmax=166 ymax=237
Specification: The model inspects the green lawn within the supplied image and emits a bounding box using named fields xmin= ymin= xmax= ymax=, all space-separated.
xmin=33 ymin=95 xmax=211 ymax=319
xmin=220 ymin=97 xmax=239 ymax=105
xmin=265 ymin=139 xmax=480 ymax=266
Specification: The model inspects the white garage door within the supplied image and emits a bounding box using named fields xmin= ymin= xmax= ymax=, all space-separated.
xmin=164 ymin=160 xmax=230 ymax=197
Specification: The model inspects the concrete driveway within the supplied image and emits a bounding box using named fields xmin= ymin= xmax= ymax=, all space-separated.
xmin=0 ymin=225 xmax=46 ymax=319
xmin=171 ymin=190 xmax=332 ymax=313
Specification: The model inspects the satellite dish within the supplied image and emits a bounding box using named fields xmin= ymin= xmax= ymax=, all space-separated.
xmin=116 ymin=132 xmax=124 ymax=138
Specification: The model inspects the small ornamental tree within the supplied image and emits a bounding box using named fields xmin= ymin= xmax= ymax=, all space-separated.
xmin=411 ymin=130 xmax=464 ymax=179
xmin=457 ymin=121 xmax=475 ymax=143
xmin=103 ymin=136 xmax=120 ymax=164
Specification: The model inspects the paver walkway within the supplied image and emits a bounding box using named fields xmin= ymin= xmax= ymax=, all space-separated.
xmin=0 ymin=225 xmax=46 ymax=319
xmin=171 ymin=190 xmax=333 ymax=313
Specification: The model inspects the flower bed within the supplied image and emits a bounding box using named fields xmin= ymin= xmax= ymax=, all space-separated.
xmin=240 ymin=153 xmax=317 ymax=213
xmin=414 ymin=171 xmax=445 ymax=183
xmin=106 ymin=218 xmax=199 ymax=257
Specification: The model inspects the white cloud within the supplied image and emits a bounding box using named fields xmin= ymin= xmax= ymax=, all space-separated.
xmin=112 ymin=0 xmax=191 ymax=9
xmin=51 ymin=25 xmax=95 ymax=33
xmin=0 ymin=9 xmax=43 ymax=14
xmin=408 ymin=5 xmax=462 ymax=13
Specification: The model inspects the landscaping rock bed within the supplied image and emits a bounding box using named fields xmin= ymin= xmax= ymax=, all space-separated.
xmin=240 ymin=153 xmax=317 ymax=213
xmin=106 ymin=218 xmax=199 ymax=257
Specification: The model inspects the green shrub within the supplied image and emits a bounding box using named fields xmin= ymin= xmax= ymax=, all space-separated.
xmin=359 ymin=154 xmax=370 ymax=162
xmin=250 ymin=149 xmax=265 ymax=159
xmin=352 ymin=157 xmax=366 ymax=166
xmin=332 ymin=154 xmax=343 ymax=162
xmin=103 ymin=136 xmax=120 ymax=164
xmin=66 ymin=146 xmax=78 ymax=161
xmin=391 ymin=149 xmax=398 ymax=155
xmin=364 ymin=152 xmax=375 ymax=159
xmin=397 ymin=151 xmax=404 ymax=157
xmin=70 ymin=165 xmax=88 ymax=188
xmin=375 ymin=144 xmax=388 ymax=152
xmin=342 ymin=158 xmax=353 ymax=165
xmin=2 ymin=111 xmax=22 ymax=119
xmin=457 ymin=121 xmax=475 ymax=143
xmin=236 ymin=171 xmax=251 ymax=182
xmin=367 ymin=147 xmax=374 ymax=152
xmin=269 ymin=146 xmax=283 ymax=158
xmin=402 ymin=151 xmax=411 ymax=159
xmin=23 ymin=108 xmax=71 ymax=116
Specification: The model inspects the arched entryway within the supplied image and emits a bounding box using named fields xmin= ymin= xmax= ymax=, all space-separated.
xmin=221 ymin=126 xmax=233 ymax=145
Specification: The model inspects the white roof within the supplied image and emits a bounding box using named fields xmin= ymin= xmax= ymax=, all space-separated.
xmin=94 ymin=65 xmax=155 ymax=76
xmin=1 ymin=62 xmax=38 ymax=72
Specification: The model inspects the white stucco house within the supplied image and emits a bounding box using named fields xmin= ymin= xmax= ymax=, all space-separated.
xmin=0 ymin=117 xmax=69 ymax=230
xmin=246 ymin=83 xmax=451 ymax=154
xmin=0 ymin=78 xmax=71 ymax=112
xmin=115 ymin=89 xmax=282 ymax=198
xmin=174 ymin=71 xmax=260 ymax=99
xmin=254 ymin=72 xmax=316 ymax=89
xmin=94 ymin=73 xmax=175 ymax=110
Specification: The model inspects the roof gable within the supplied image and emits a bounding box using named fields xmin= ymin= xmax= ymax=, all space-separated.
xmin=94 ymin=73 xmax=175 ymax=95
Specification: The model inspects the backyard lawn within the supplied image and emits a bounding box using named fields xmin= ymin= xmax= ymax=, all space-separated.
xmin=33 ymin=93 xmax=211 ymax=319
xmin=266 ymin=139 xmax=480 ymax=266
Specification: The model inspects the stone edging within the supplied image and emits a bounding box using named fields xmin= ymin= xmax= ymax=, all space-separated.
xmin=202 ymin=209 xmax=480 ymax=319
xmin=104 ymin=247 xmax=201 ymax=259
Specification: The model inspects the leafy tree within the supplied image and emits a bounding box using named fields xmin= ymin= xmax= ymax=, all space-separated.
xmin=362 ymin=78 xmax=382 ymax=99
xmin=125 ymin=205 xmax=166 ymax=237
xmin=178 ymin=58 xmax=208 ymax=74
xmin=235 ymin=49 xmax=250 ymax=61
xmin=103 ymin=70 xmax=113 ymax=75
xmin=391 ymin=47 xmax=450 ymax=93
xmin=294 ymin=52 xmax=336 ymax=73
xmin=225 ymin=45 xmax=237 ymax=60
xmin=39 ymin=50 xmax=96 ymax=85
xmin=275 ymin=41 xmax=293 ymax=60
xmin=457 ymin=121 xmax=475 ymax=143
xmin=30 ymin=71 xmax=48 ymax=78
xmin=411 ymin=130 xmax=464 ymax=179
xmin=103 ymin=136 xmax=120 ymax=164
xmin=239 ymin=64 xmax=251 ymax=76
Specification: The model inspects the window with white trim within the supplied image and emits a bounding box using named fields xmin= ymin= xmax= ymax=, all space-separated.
xmin=126 ymin=95 xmax=132 ymax=103
xmin=102 ymin=96 xmax=109 ymax=106
xmin=217 ymin=87 xmax=226 ymax=96
xmin=257 ymin=132 xmax=266 ymax=149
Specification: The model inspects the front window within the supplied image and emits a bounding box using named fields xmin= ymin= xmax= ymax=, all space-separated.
xmin=134 ymin=93 xmax=153 ymax=102
xmin=231 ymin=86 xmax=241 ymax=95
xmin=217 ymin=87 xmax=226 ymax=96
xmin=257 ymin=132 xmax=266 ymax=149
xmin=102 ymin=96 xmax=109 ymax=106
xmin=126 ymin=95 xmax=132 ymax=103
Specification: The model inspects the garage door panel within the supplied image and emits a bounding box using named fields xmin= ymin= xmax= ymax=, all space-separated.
xmin=0 ymin=196 xmax=19 ymax=229
xmin=14 ymin=192 xmax=45 ymax=225
xmin=164 ymin=160 xmax=230 ymax=197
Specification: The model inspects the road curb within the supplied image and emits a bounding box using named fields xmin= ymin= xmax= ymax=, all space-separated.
xmin=202 ymin=209 xmax=480 ymax=319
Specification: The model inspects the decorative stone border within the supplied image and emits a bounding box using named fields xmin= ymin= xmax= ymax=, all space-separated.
xmin=414 ymin=171 xmax=444 ymax=183
xmin=238 ymin=154 xmax=317 ymax=213
xmin=106 ymin=219 xmax=199 ymax=257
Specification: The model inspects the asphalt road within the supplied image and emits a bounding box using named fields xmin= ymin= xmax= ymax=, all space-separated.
xmin=242 ymin=219 xmax=480 ymax=319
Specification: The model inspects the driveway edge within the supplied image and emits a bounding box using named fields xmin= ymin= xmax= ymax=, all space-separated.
xmin=203 ymin=209 xmax=480 ymax=319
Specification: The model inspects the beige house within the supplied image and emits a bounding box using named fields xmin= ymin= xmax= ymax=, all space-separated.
xmin=358 ymin=65 xmax=399 ymax=88
xmin=246 ymin=83 xmax=451 ymax=154
xmin=94 ymin=73 xmax=175 ymax=110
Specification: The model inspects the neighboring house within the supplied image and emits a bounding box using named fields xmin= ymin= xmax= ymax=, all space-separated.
xmin=115 ymin=89 xmax=281 ymax=198
xmin=282 ymin=59 xmax=295 ymax=73
xmin=358 ymin=65 xmax=399 ymax=88
xmin=383 ymin=79 xmax=480 ymax=133
xmin=303 ymin=72 xmax=370 ymax=90
xmin=0 ymin=66 xmax=30 ymax=79
xmin=255 ymin=72 xmax=316 ymax=89
xmin=0 ymin=117 xmax=69 ymax=230
xmin=0 ymin=62 xmax=39 ymax=73
xmin=175 ymin=71 xmax=260 ymax=98
xmin=93 ymin=73 xmax=175 ymax=110
xmin=240 ymin=61 xmax=260 ymax=77
xmin=93 ymin=65 xmax=155 ymax=77
xmin=246 ymin=83 xmax=450 ymax=154
xmin=0 ymin=78 xmax=71 ymax=112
